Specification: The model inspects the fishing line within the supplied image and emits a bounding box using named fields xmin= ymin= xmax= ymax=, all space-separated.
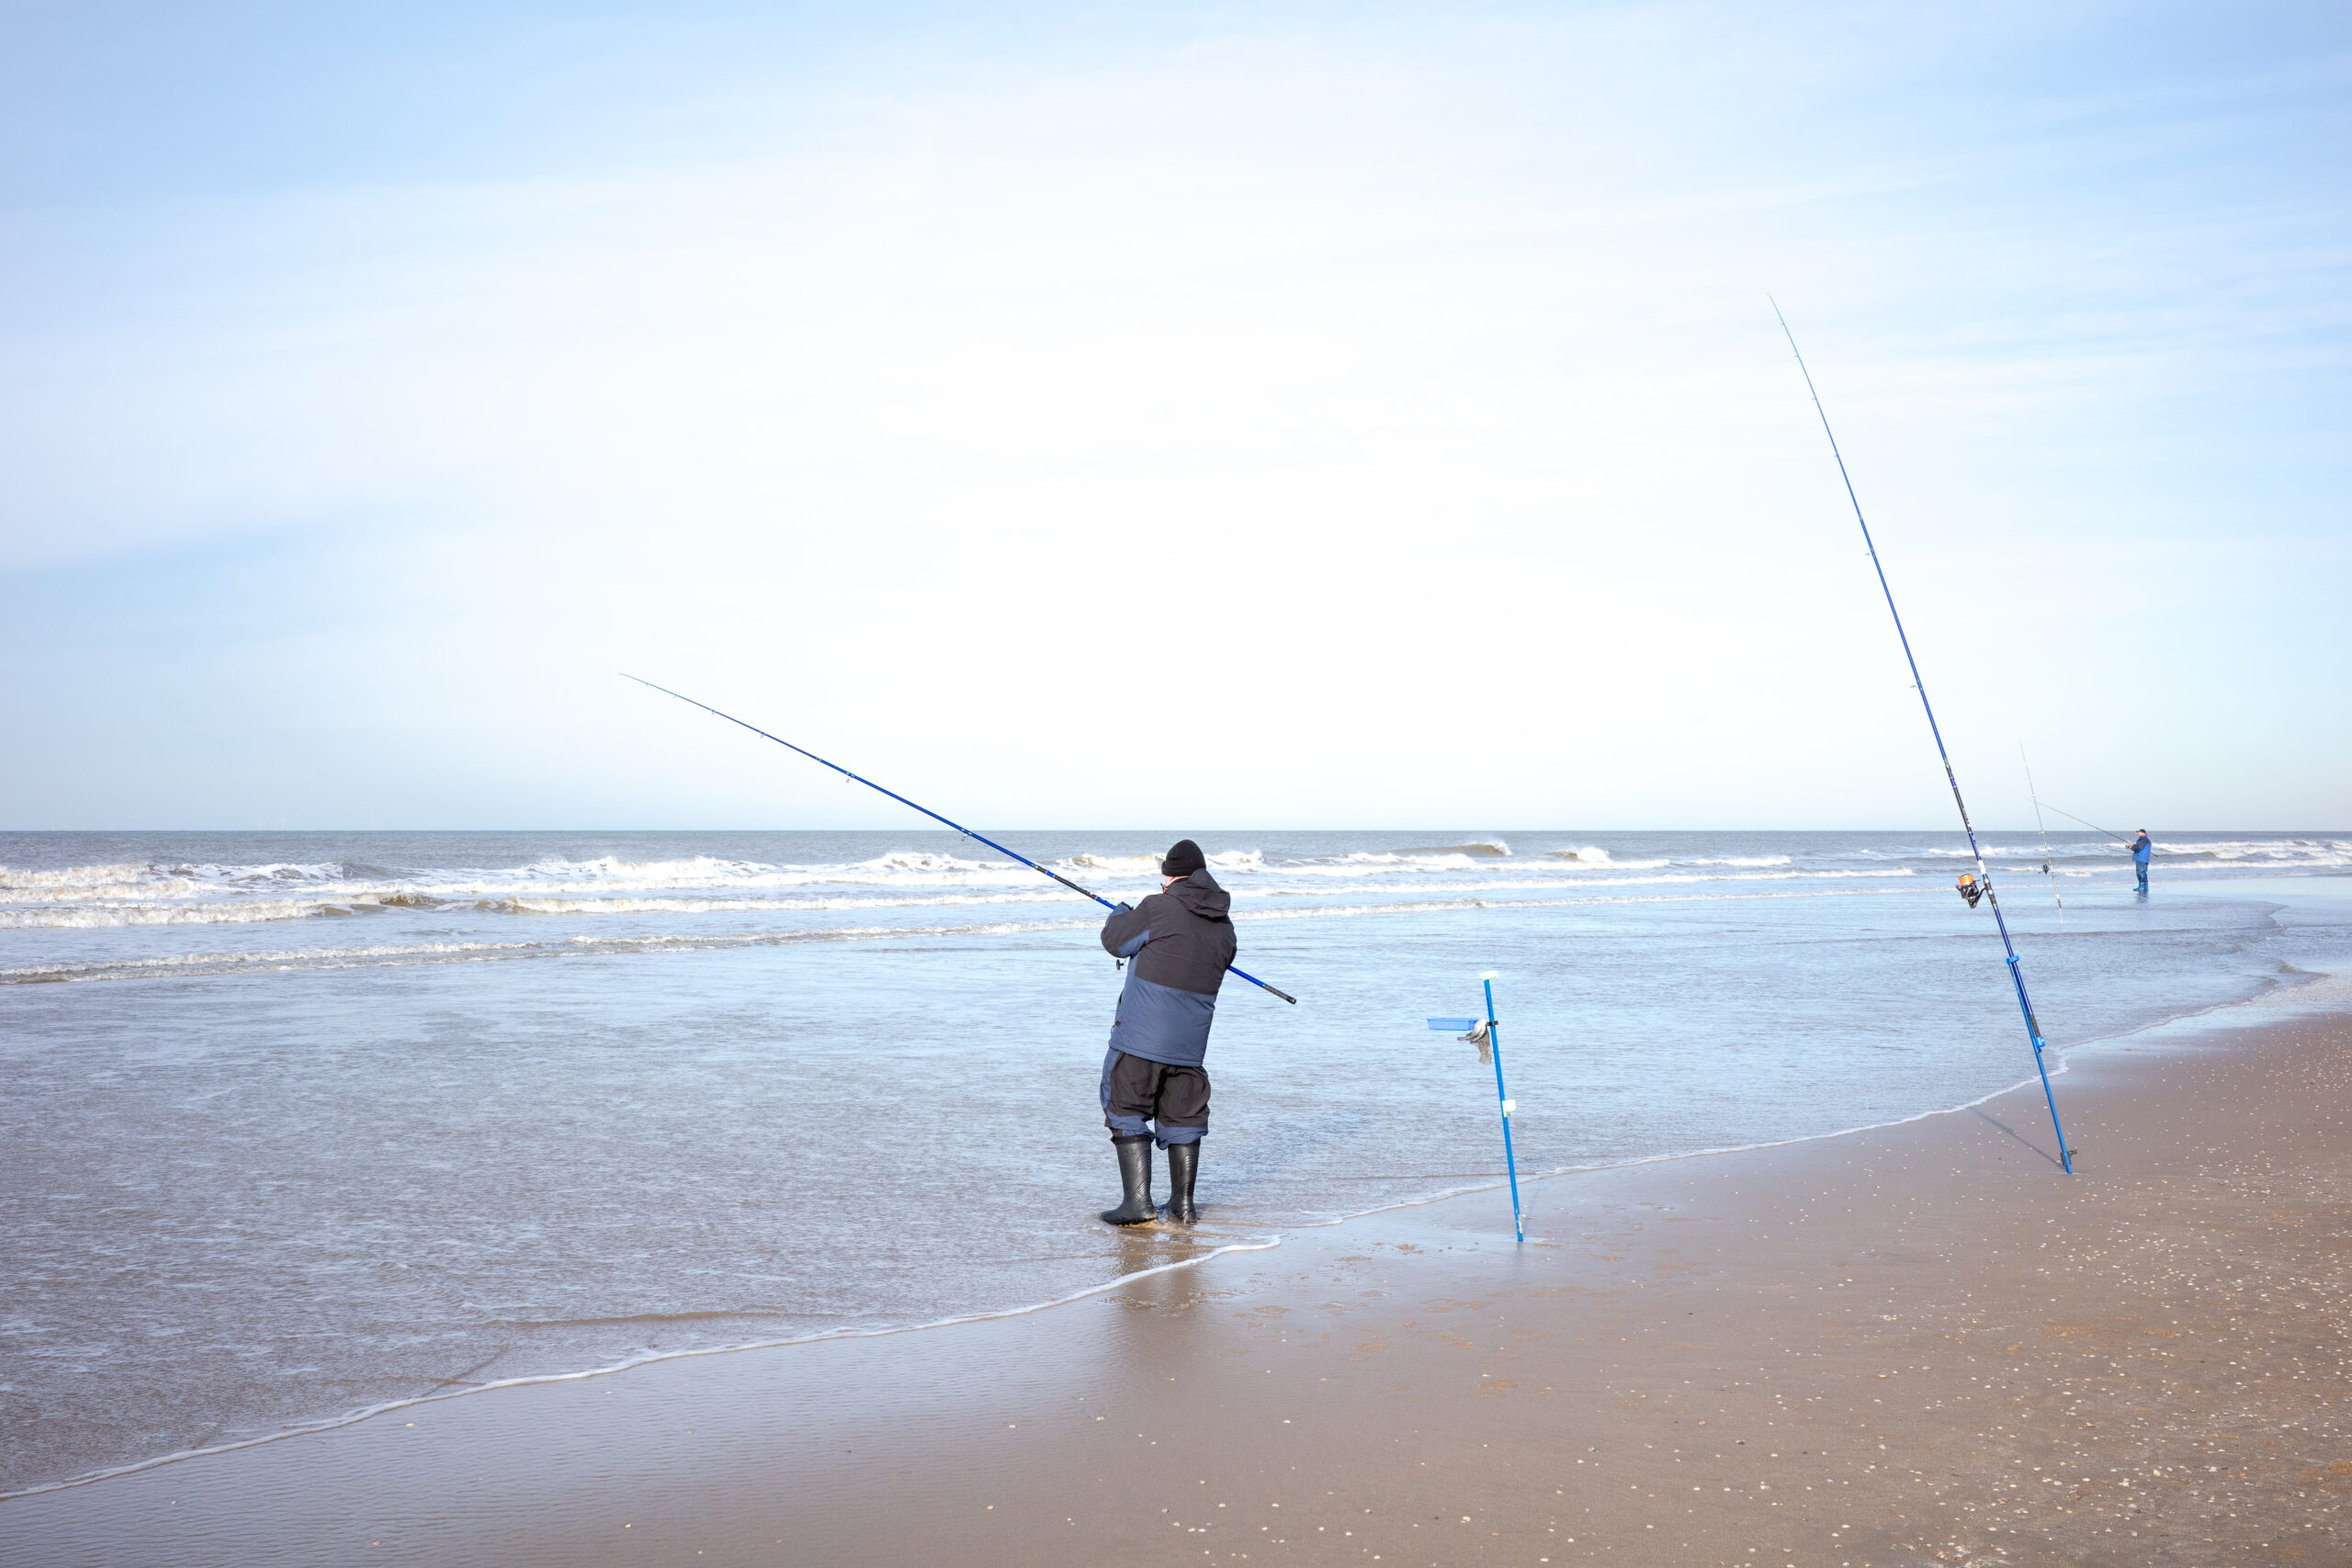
xmin=2019 ymin=743 xmax=2064 ymax=926
xmin=2032 ymin=801 xmax=2131 ymax=846
xmin=622 ymin=674 xmax=1298 ymax=1004
xmin=1770 ymin=301 xmax=2074 ymax=1174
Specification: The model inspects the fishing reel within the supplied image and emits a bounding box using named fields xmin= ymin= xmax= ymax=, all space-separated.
xmin=1955 ymin=872 xmax=1985 ymax=908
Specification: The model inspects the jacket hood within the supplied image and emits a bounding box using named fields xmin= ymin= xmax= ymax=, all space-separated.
xmin=1165 ymin=869 xmax=1231 ymax=921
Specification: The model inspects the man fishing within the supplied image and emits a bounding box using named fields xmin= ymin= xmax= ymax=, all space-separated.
xmin=1096 ymin=839 xmax=1236 ymax=1226
xmin=2131 ymin=829 xmax=2153 ymax=893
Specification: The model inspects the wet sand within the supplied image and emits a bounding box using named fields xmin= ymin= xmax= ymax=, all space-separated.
xmin=6 ymin=1007 xmax=2347 ymax=1566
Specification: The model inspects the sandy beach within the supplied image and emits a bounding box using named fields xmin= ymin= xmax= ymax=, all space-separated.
xmin=7 ymin=1000 xmax=2346 ymax=1566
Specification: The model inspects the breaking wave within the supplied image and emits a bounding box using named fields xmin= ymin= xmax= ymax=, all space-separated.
xmin=1391 ymin=840 xmax=1510 ymax=858
xmin=2 ymin=879 xmax=1970 ymax=984
xmin=2 ymin=833 xmax=2341 ymax=933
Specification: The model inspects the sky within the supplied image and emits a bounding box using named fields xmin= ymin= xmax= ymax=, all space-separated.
xmin=2 ymin=0 xmax=2346 ymax=830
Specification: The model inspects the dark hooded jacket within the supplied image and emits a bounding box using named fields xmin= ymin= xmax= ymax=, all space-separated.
xmin=1099 ymin=869 xmax=1238 ymax=1066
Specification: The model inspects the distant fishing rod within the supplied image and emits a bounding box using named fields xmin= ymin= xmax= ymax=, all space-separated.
xmin=2019 ymin=744 xmax=2064 ymax=926
xmin=1771 ymin=301 xmax=2073 ymax=1175
xmin=622 ymin=675 xmax=1298 ymax=1005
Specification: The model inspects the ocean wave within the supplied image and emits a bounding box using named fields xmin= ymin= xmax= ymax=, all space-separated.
xmin=1250 ymin=867 xmax=1925 ymax=899
xmin=0 ymin=882 xmax=206 ymax=906
xmin=467 ymin=871 xmax=1927 ymax=916
xmin=1232 ymin=885 xmax=1944 ymax=922
xmin=0 ymin=916 xmax=1102 ymax=984
xmin=1540 ymin=847 xmax=1664 ymax=868
xmin=0 ymin=938 xmax=559 ymax=980
xmin=1921 ymin=839 xmax=2352 ymax=868
xmin=0 ymin=852 xmax=1947 ymax=925
xmin=0 ymin=898 xmax=367 ymax=929
xmin=1391 ymin=840 xmax=1510 ymax=858
xmin=1261 ymin=851 xmax=1554 ymax=876
xmin=479 ymin=893 xmax=1068 ymax=917
xmin=0 ymin=862 xmax=171 ymax=891
xmin=1061 ymin=850 xmax=1267 ymax=875
xmin=187 ymin=860 xmax=354 ymax=885
xmin=1 ymin=878 xmax=1970 ymax=982
xmin=0 ymin=887 xmax=1086 ymax=929
xmin=5 ymin=837 xmax=2338 ymax=931
xmin=1063 ymin=852 xmax=1163 ymax=873
xmin=2154 ymin=839 xmax=2352 ymax=864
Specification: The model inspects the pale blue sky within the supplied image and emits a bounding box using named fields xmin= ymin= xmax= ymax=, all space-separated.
xmin=3 ymin=2 xmax=2346 ymax=829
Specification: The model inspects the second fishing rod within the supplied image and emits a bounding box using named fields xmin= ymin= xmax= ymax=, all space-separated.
xmin=1773 ymin=300 xmax=2074 ymax=1175
xmin=623 ymin=675 xmax=1299 ymax=1005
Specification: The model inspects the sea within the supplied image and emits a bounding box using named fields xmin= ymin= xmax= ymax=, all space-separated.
xmin=4 ymin=828 xmax=2348 ymax=1495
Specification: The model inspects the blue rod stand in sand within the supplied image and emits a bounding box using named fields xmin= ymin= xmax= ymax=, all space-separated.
xmin=1428 ymin=969 xmax=1524 ymax=1242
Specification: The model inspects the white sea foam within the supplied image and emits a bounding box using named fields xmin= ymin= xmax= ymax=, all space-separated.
xmin=0 ymin=939 xmax=559 ymax=980
xmin=1232 ymin=884 xmax=1947 ymax=924
xmin=1244 ymin=867 xmax=1926 ymax=901
xmin=0 ymin=915 xmax=1105 ymax=983
xmin=2 ymin=879 xmax=1970 ymax=978
xmin=0 ymin=898 xmax=360 ymax=929
xmin=483 ymin=893 xmax=1065 ymax=916
xmin=2 ymin=835 xmax=2339 ymax=931
xmin=0 ymin=882 xmax=203 ymax=906
xmin=0 ymin=863 xmax=1939 ymax=930
xmin=1060 ymin=850 xmax=1267 ymax=875
xmin=1257 ymin=850 xmax=1558 ymax=877
xmin=1391 ymin=840 xmax=1511 ymax=858
xmin=2155 ymin=838 xmax=2352 ymax=865
xmin=1062 ymin=852 xmax=1163 ymax=873
xmin=1539 ymin=847 xmax=1679 ymax=869
xmin=0 ymin=862 xmax=173 ymax=890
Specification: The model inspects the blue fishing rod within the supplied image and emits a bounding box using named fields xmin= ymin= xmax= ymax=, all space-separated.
xmin=1770 ymin=303 xmax=2074 ymax=1174
xmin=623 ymin=674 xmax=1298 ymax=1005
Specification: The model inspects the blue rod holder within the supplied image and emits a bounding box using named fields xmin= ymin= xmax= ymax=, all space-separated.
xmin=1482 ymin=971 xmax=1524 ymax=1243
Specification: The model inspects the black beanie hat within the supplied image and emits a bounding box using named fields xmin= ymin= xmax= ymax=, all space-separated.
xmin=1160 ymin=839 xmax=1206 ymax=878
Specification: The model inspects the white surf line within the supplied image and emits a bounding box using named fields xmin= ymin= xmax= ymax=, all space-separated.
xmin=1233 ymin=884 xmax=1950 ymax=923
xmin=3 ymin=868 xmax=2285 ymax=983
xmin=0 ymin=884 xmax=1961 ymax=982
xmin=0 ymin=918 xmax=1107 ymax=984
xmin=0 ymin=871 xmax=1907 ymax=926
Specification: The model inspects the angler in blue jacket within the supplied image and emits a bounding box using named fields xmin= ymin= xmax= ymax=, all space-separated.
xmin=1096 ymin=839 xmax=1237 ymax=1226
xmin=2131 ymin=829 xmax=2152 ymax=893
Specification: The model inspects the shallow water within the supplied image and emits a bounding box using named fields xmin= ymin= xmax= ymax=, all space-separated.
xmin=3 ymin=828 xmax=2347 ymax=1492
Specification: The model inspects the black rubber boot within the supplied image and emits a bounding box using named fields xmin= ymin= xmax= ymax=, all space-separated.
xmin=1161 ymin=1141 xmax=1200 ymax=1224
xmin=1100 ymin=1136 xmax=1157 ymax=1225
